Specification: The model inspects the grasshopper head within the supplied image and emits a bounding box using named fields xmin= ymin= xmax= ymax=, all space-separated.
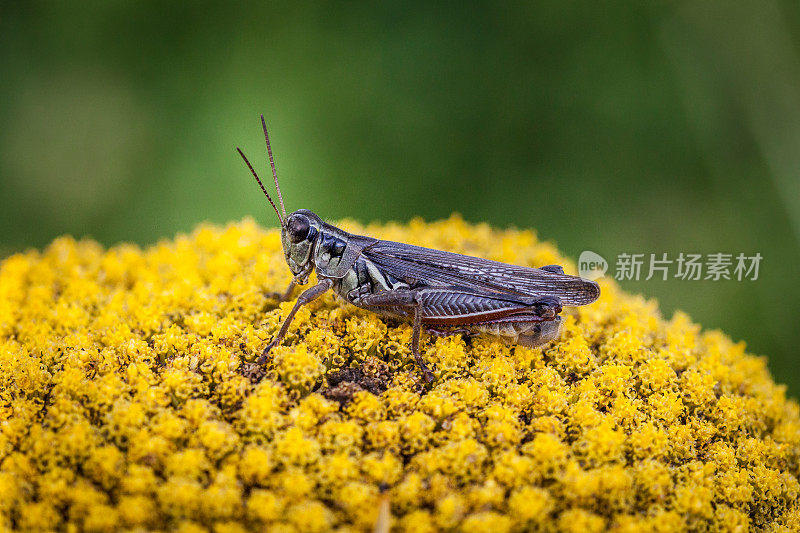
xmin=281 ymin=209 xmax=322 ymax=283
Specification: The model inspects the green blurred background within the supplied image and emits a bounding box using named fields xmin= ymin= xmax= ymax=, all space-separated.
xmin=2 ymin=2 xmax=799 ymax=395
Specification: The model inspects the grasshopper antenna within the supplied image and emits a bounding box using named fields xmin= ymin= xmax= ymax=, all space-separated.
xmin=237 ymin=147 xmax=284 ymax=226
xmin=261 ymin=114 xmax=287 ymax=219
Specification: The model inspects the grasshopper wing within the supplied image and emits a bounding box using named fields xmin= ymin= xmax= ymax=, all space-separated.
xmin=362 ymin=240 xmax=600 ymax=307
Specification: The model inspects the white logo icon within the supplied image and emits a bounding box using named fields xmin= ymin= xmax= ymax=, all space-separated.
xmin=578 ymin=250 xmax=608 ymax=280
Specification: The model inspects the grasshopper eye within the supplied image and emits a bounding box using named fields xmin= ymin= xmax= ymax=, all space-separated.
xmin=287 ymin=214 xmax=310 ymax=243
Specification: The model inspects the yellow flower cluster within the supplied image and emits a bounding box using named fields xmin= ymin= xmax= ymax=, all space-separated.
xmin=1 ymin=215 xmax=798 ymax=532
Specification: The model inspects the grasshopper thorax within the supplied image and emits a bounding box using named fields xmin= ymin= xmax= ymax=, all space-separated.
xmin=281 ymin=209 xmax=322 ymax=283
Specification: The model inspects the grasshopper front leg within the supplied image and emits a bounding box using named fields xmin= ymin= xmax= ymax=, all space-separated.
xmin=258 ymin=278 xmax=333 ymax=364
xmin=266 ymin=279 xmax=297 ymax=302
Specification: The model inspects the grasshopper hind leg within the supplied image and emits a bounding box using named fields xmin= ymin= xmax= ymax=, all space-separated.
xmin=540 ymin=264 xmax=565 ymax=275
xmin=425 ymin=326 xmax=475 ymax=339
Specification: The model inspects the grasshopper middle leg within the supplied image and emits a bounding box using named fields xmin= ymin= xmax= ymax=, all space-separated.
xmin=355 ymin=289 xmax=434 ymax=382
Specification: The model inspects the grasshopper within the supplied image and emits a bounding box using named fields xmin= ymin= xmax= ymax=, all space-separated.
xmin=238 ymin=116 xmax=600 ymax=382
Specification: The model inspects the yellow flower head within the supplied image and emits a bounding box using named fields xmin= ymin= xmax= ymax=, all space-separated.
xmin=0 ymin=215 xmax=798 ymax=531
